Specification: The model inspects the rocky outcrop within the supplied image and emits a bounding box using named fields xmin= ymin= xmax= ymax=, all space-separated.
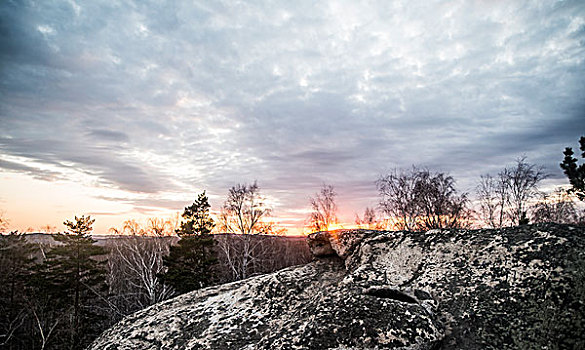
xmin=90 ymin=224 xmax=585 ymax=349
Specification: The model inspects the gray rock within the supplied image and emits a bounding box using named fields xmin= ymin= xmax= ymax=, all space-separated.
xmin=90 ymin=223 xmax=585 ymax=349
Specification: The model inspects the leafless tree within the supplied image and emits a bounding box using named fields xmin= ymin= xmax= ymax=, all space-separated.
xmin=414 ymin=170 xmax=471 ymax=230
xmin=0 ymin=211 xmax=9 ymax=233
xmin=355 ymin=207 xmax=382 ymax=229
xmin=146 ymin=217 xmax=171 ymax=236
xmin=307 ymin=184 xmax=338 ymax=232
xmin=504 ymin=157 xmax=548 ymax=225
xmin=105 ymin=236 xmax=176 ymax=314
xmin=217 ymin=182 xmax=273 ymax=280
xmin=532 ymin=188 xmax=579 ymax=224
xmin=39 ymin=224 xmax=57 ymax=233
xmin=378 ymin=167 xmax=471 ymax=231
xmin=376 ymin=169 xmax=420 ymax=231
xmin=476 ymin=174 xmax=509 ymax=228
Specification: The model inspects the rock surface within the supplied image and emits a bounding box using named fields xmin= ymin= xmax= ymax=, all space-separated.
xmin=90 ymin=224 xmax=585 ymax=349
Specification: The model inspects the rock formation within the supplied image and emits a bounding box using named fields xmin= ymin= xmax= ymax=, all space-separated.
xmin=90 ymin=224 xmax=585 ymax=349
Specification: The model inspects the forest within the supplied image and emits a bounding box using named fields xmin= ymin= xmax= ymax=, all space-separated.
xmin=0 ymin=137 xmax=584 ymax=349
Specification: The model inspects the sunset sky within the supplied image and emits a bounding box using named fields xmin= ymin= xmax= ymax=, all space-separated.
xmin=1 ymin=0 xmax=584 ymax=235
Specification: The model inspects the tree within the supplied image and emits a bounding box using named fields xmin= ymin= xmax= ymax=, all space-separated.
xmin=376 ymin=169 xmax=420 ymax=231
xmin=0 ymin=232 xmax=37 ymax=349
xmin=217 ymin=182 xmax=273 ymax=280
xmin=177 ymin=191 xmax=216 ymax=235
xmin=355 ymin=207 xmax=381 ymax=229
xmin=531 ymin=189 xmax=579 ymax=224
xmin=504 ymin=157 xmax=547 ymax=225
xmin=377 ymin=167 xmax=471 ymax=231
xmin=476 ymin=174 xmax=509 ymax=228
xmin=412 ymin=169 xmax=471 ymax=230
xmin=161 ymin=192 xmax=217 ymax=294
xmin=0 ymin=210 xmax=8 ymax=233
xmin=476 ymin=157 xmax=547 ymax=228
xmin=307 ymin=184 xmax=338 ymax=232
xmin=106 ymin=236 xmax=175 ymax=314
xmin=33 ymin=215 xmax=108 ymax=350
xmin=560 ymin=136 xmax=585 ymax=201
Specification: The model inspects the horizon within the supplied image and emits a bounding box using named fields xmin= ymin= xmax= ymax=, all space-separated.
xmin=1 ymin=0 xmax=584 ymax=235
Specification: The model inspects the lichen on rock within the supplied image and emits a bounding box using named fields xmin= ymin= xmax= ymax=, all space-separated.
xmin=90 ymin=223 xmax=585 ymax=349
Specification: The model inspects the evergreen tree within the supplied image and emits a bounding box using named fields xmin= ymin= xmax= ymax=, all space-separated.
xmin=178 ymin=191 xmax=216 ymax=235
xmin=0 ymin=232 xmax=38 ymax=349
xmin=561 ymin=136 xmax=585 ymax=201
xmin=161 ymin=192 xmax=217 ymax=294
xmin=33 ymin=215 xmax=108 ymax=350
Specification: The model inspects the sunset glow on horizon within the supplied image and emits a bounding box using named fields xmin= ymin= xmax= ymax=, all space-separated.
xmin=1 ymin=0 xmax=584 ymax=235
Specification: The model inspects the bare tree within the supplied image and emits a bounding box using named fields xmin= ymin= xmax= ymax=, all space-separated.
xmin=355 ymin=207 xmax=381 ymax=229
xmin=307 ymin=184 xmax=338 ymax=232
xmin=504 ymin=157 xmax=548 ymax=225
xmin=39 ymin=224 xmax=57 ymax=233
xmin=146 ymin=218 xmax=170 ymax=236
xmin=0 ymin=210 xmax=10 ymax=233
xmin=414 ymin=170 xmax=471 ymax=230
xmin=217 ymin=182 xmax=273 ymax=280
xmin=532 ymin=188 xmax=579 ymax=224
xmin=476 ymin=174 xmax=509 ymax=228
xmin=376 ymin=169 xmax=420 ymax=231
xmin=378 ymin=167 xmax=471 ymax=231
xmin=106 ymin=236 xmax=175 ymax=312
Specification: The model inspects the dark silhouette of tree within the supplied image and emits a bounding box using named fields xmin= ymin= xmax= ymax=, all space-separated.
xmin=161 ymin=192 xmax=217 ymax=294
xmin=178 ymin=191 xmax=216 ymax=235
xmin=0 ymin=232 xmax=37 ymax=348
xmin=355 ymin=207 xmax=380 ymax=229
xmin=476 ymin=157 xmax=547 ymax=227
xmin=308 ymin=184 xmax=338 ymax=232
xmin=504 ymin=157 xmax=547 ymax=225
xmin=377 ymin=167 xmax=471 ymax=231
xmin=376 ymin=169 xmax=420 ymax=231
xmin=532 ymin=189 xmax=579 ymax=224
xmin=476 ymin=174 xmax=509 ymax=228
xmin=561 ymin=136 xmax=585 ymax=201
xmin=32 ymin=215 xmax=108 ymax=350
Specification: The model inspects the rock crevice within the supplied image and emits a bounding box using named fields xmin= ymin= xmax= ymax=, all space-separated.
xmin=90 ymin=224 xmax=585 ymax=349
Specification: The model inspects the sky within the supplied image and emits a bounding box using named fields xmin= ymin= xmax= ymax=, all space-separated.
xmin=1 ymin=0 xmax=584 ymax=235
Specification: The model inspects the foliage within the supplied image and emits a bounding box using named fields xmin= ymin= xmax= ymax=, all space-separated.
xmin=177 ymin=191 xmax=215 ymax=235
xmin=560 ymin=136 xmax=585 ymax=201
xmin=160 ymin=235 xmax=216 ymax=294
xmin=307 ymin=184 xmax=338 ymax=232
xmin=161 ymin=193 xmax=218 ymax=294
xmin=377 ymin=167 xmax=471 ymax=231
xmin=0 ymin=232 xmax=38 ymax=349
xmin=31 ymin=215 xmax=108 ymax=349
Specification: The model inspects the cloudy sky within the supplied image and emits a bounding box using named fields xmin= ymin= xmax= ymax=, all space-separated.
xmin=1 ymin=0 xmax=584 ymax=234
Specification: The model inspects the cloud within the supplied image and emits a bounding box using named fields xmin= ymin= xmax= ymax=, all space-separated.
xmin=1 ymin=0 xmax=584 ymax=224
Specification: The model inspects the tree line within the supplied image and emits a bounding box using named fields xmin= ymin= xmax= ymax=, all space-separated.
xmin=307 ymin=136 xmax=585 ymax=231
xmin=0 ymin=187 xmax=311 ymax=349
xmin=1 ymin=136 xmax=584 ymax=349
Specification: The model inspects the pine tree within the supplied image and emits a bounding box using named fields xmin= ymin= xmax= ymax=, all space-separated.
xmin=161 ymin=192 xmax=217 ymax=294
xmin=561 ymin=136 xmax=585 ymax=201
xmin=0 ymin=232 xmax=38 ymax=349
xmin=34 ymin=215 xmax=108 ymax=350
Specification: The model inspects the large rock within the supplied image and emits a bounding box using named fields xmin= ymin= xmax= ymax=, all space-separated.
xmin=90 ymin=224 xmax=585 ymax=349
